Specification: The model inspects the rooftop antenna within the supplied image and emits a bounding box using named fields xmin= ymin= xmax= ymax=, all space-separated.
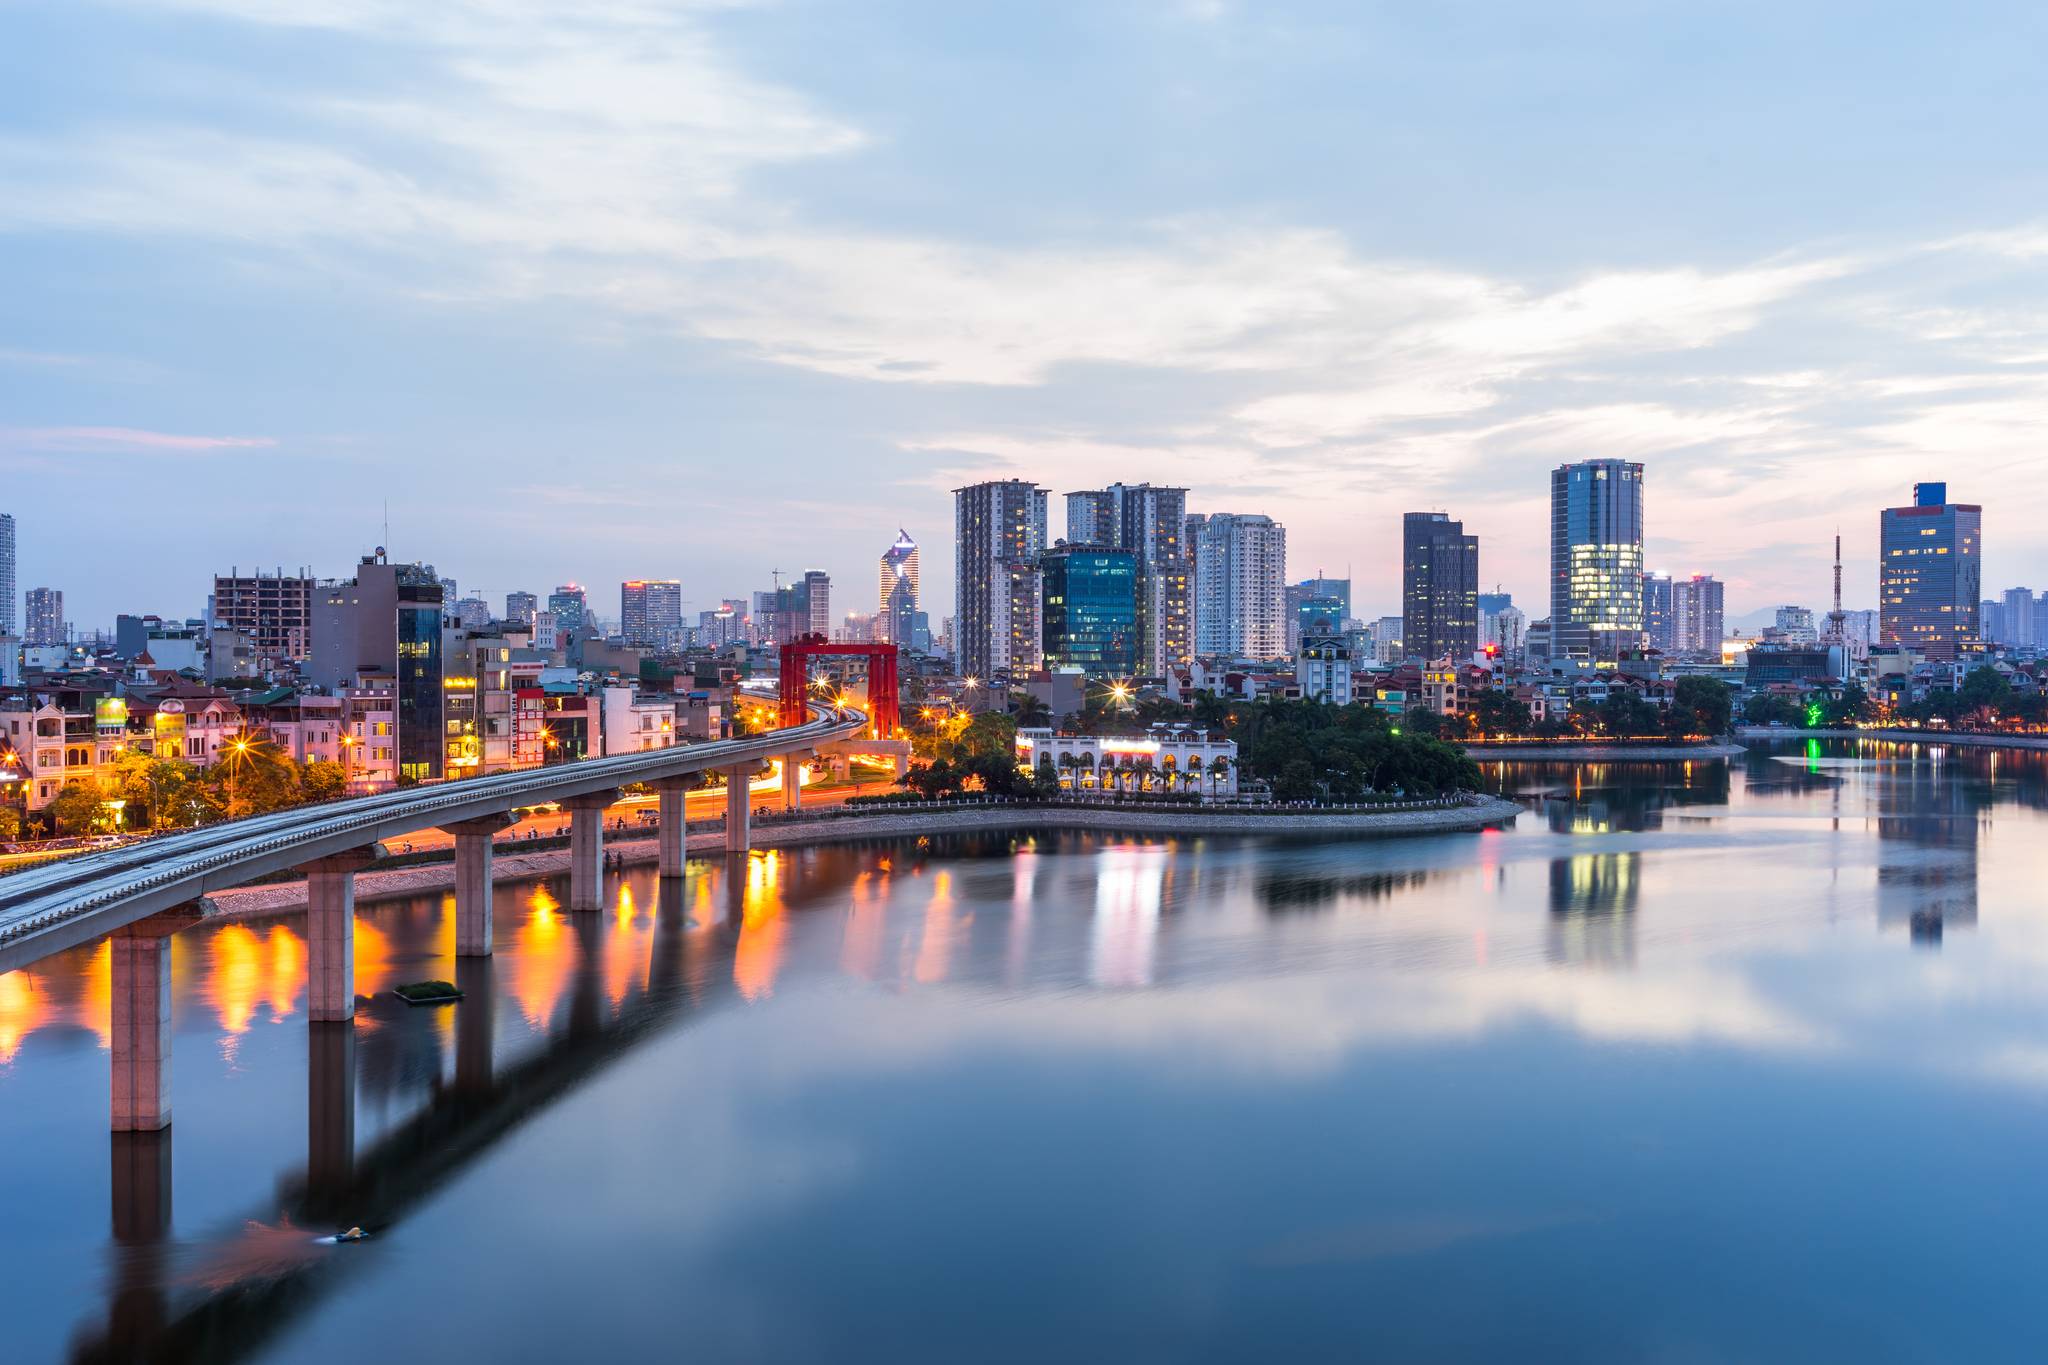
xmin=382 ymin=500 xmax=390 ymax=556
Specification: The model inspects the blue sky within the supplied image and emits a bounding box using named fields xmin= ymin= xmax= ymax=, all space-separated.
xmin=5 ymin=0 xmax=2048 ymax=630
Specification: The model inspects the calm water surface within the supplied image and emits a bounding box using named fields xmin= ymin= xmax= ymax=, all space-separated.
xmin=4 ymin=738 xmax=2048 ymax=1362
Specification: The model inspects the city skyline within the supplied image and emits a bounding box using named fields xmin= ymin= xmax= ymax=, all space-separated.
xmin=10 ymin=3 xmax=2048 ymax=627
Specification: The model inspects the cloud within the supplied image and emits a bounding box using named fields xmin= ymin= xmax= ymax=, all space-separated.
xmin=3 ymin=426 xmax=277 ymax=453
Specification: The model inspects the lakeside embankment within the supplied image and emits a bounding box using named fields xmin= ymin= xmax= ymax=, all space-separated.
xmin=1461 ymin=742 xmax=1746 ymax=761
xmin=1735 ymin=726 xmax=2048 ymax=752
xmin=204 ymin=795 xmax=1525 ymax=917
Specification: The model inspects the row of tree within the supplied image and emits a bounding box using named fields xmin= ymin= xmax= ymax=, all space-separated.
xmin=2 ymin=743 xmax=349 ymax=842
xmin=1413 ymin=677 xmax=1733 ymax=742
xmin=1228 ymin=698 xmax=1482 ymax=801
xmin=1743 ymin=668 xmax=2048 ymax=730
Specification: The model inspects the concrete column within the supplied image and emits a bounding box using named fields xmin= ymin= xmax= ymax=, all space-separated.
xmin=724 ymin=765 xmax=752 ymax=854
xmin=108 ymin=1127 xmax=172 ymax=1355
xmin=439 ymin=814 xmax=515 ymax=956
xmin=454 ymin=956 xmax=495 ymax=1096
xmin=110 ymin=910 xmax=194 ymax=1133
xmin=303 ymin=848 xmax=380 ymax=1022
xmin=566 ymin=791 xmax=616 ymax=912
xmin=305 ymin=1021 xmax=355 ymax=1220
xmin=781 ymin=755 xmax=804 ymax=812
xmin=656 ymin=779 xmax=690 ymax=879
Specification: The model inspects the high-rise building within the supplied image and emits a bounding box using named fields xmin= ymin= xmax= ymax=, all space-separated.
xmin=1642 ymin=573 xmax=1675 ymax=652
xmin=2000 ymin=587 xmax=2035 ymax=648
xmin=309 ymin=553 xmax=445 ymax=782
xmin=1371 ymin=615 xmax=1405 ymax=665
xmin=1066 ymin=483 xmax=1192 ymax=672
xmin=1286 ymin=576 xmax=1350 ymax=653
xmin=0 ymin=512 xmax=14 ymax=638
xmin=1774 ymin=605 xmax=1817 ymax=644
xmin=877 ymin=531 xmax=921 ymax=645
xmin=1481 ymin=603 xmax=1527 ymax=655
xmin=548 ymin=584 xmax=589 ymax=635
xmin=212 ymin=567 xmax=314 ymax=661
xmin=620 ymin=579 xmax=683 ymax=646
xmin=1401 ymin=512 xmax=1479 ymax=662
xmin=505 ymin=590 xmax=538 ymax=626
xmin=1188 ymin=513 xmax=1288 ymax=659
xmin=1672 ymin=575 xmax=1725 ymax=656
xmin=24 ymin=587 xmax=62 ymax=647
xmin=1879 ymin=482 xmax=1981 ymax=660
xmin=1041 ymin=544 xmax=1138 ymax=676
xmin=955 ymin=479 xmax=1049 ymax=682
xmin=1550 ymin=460 xmax=1645 ymax=660
xmin=803 ymin=570 xmax=832 ymax=639
xmin=455 ymin=596 xmax=493 ymax=631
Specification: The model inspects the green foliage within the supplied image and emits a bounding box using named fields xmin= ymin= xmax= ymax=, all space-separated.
xmin=1959 ymin=666 xmax=2011 ymax=709
xmin=1466 ymin=688 xmax=1533 ymax=737
xmin=1742 ymin=692 xmax=1805 ymax=726
xmin=1234 ymin=698 xmax=1481 ymax=801
xmin=0 ymin=807 xmax=19 ymax=841
xmin=46 ymin=782 xmax=110 ymax=836
xmin=1670 ymin=676 xmax=1733 ymax=736
xmin=300 ymin=759 xmax=349 ymax=803
xmin=1033 ymin=752 xmax=1060 ymax=795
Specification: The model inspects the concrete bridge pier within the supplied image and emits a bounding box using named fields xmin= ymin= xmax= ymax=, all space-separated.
xmin=566 ymin=791 xmax=618 ymax=912
xmin=656 ymin=778 xmax=691 ymax=878
xmin=303 ymin=848 xmax=381 ymax=1023
xmin=724 ymin=765 xmax=753 ymax=854
xmin=454 ymin=956 xmax=495 ymax=1096
xmin=111 ymin=908 xmax=198 ymax=1133
xmin=108 ymin=1126 xmax=173 ymax=1355
xmin=439 ymin=813 xmax=516 ymax=956
xmin=781 ymin=754 xmax=805 ymax=812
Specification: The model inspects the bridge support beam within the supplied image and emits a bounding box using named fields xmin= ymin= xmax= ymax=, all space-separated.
xmin=781 ymin=755 xmax=804 ymax=813
xmin=303 ymin=848 xmax=380 ymax=1022
xmin=438 ymin=814 xmax=515 ymax=956
xmin=724 ymin=765 xmax=752 ymax=854
xmin=566 ymin=791 xmax=617 ymax=912
xmin=656 ymin=779 xmax=690 ymax=878
xmin=110 ymin=910 xmax=194 ymax=1133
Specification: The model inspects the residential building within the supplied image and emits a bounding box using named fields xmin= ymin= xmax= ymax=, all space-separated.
xmin=955 ymin=479 xmax=1049 ymax=681
xmin=2000 ymin=587 xmax=2035 ymax=648
xmin=505 ymin=590 xmax=538 ymax=626
xmin=1401 ymin=511 xmax=1479 ymax=662
xmin=1481 ymin=603 xmax=1527 ymax=656
xmin=1880 ymin=482 xmax=1982 ymax=660
xmin=803 ymin=570 xmax=832 ymax=639
xmin=1189 ymin=513 xmax=1288 ymax=660
xmin=1550 ymin=460 xmax=1645 ymax=660
xmin=1672 ymin=575 xmax=1725 ymax=656
xmin=25 ymin=587 xmax=62 ymax=647
xmin=1041 ymin=544 xmax=1138 ymax=676
xmin=547 ymin=584 xmax=589 ymax=634
xmin=1296 ymin=637 xmax=1354 ymax=705
xmin=1372 ymin=615 xmax=1405 ymax=665
xmin=621 ymin=579 xmax=683 ymax=647
xmin=1067 ymin=483 xmax=1193 ymax=672
xmin=455 ymin=596 xmax=493 ymax=631
xmin=211 ymin=568 xmax=314 ymax=662
xmin=532 ymin=610 xmax=559 ymax=653
xmin=0 ymin=512 xmax=14 ymax=638
xmin=1774 ymin=606 xmax=1817 ymax=644
xmin=309 ymin=552 xmax=446 ymax=782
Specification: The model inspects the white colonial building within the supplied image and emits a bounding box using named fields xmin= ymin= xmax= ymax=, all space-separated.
xmin=1016 ymin=726 xmax=1239 ymax=798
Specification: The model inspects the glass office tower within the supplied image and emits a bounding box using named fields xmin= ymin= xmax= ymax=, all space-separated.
xmin=1880 ymin=482 xmax=1981 ymax=660
xmin=1550 ymin=461 xmax=1645 ymax=661
xmin=1041 ymin=545 xmax=1138 ymax=676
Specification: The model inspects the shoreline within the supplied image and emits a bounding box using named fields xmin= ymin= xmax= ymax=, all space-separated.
xmin=1461 ymin=742 xmax=1746 ymax=761
xmin=1736 ymin=727 xmax=2048 ymax=752
xmin=201 ymin=796 xmax=1526 ymax=918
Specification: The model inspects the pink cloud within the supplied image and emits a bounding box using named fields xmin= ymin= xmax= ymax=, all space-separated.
xmin=6 ymin=425 xmax=277 ymax=452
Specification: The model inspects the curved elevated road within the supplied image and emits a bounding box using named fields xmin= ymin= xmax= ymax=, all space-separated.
xmin=0 ymin=706 xmax=864 ymax=974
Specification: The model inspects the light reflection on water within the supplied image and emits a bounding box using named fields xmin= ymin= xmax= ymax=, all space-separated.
xmin=4 ymin=739 xmax=2048 ymax=1362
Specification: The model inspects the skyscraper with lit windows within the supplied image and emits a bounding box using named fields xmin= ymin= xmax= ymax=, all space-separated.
xmin=1880 ymin=482 xmax=1980 ymax=660
xmin=1550 ymin=460 xmax=1645 ymax=661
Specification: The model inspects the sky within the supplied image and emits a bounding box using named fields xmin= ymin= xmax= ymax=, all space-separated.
xmin=4 ymin=0 xmax=2048 ymax=632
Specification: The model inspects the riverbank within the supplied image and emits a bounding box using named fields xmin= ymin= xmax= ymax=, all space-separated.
xmin=202 ymin=795 xmax=1525 ymax=917
xmin=1462 ymin=742 xmax=1746 ymax=761
xmin=1735 ymin=726 xmax=2048 ymax=752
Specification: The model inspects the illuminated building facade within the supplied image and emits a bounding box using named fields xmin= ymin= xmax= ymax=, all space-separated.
xmin=620 ymin=578 xmax=682 ymax=647
xmin=24 ymin=587 xmax=62 ymax=648
xmin=1401 ymin=511 xmax=1479 ymax=662
xmin=309 ymin=552 xmax=445 ymax=782
xmin=1879 ymin=482 xmax=1981 ymax=661
xmin=1041 ymin=544 xmax=1138 ymax=676
xmin=0 ymin=511 xmax=12 ymax=637
xmin=1549 ymin=460 xmax=1645 ymax=661
xmin=955 ymin=479 xmax=1049 ymax=682
xmin=547 ymin=584 xmax=588 ymax=634
xmin=1067 ymin=483 xmax=1193 ymax=672
xmin=1015 ymin=727 xmax=1239 ymax=797
xmin=1642 ymin=573 xmax=1674 ymax=652
xmin=877 ymin=530 xmax=920 ymax=645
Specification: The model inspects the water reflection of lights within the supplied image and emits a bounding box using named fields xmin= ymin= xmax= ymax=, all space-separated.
xmin=912 ymin=871 xmax=961 ymax=985
xmin=1092 ymin=845 xmax=1167 ymax=988
xmin=510 ymin=883 xmax=574 ymax=1029
xmin=734 ymin=852 xmax=788 ymax=1001
xmin=0 ymin=969 xmax=48 ymax=1063
xmin=205 ymin=924 xmax=307 ymax=1057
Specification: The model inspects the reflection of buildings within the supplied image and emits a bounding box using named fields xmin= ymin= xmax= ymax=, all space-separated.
xmin=1873 ymin=751 xmax=1982 ymax=947
xmin=1547 ymin=853 xmax=1640 ymax=967
xmin=1091 ymin=845 xmax=1168 ymax=987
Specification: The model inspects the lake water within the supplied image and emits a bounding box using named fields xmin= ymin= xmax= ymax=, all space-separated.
xmin=4 ymin=737 xmax=2048 ymax=1363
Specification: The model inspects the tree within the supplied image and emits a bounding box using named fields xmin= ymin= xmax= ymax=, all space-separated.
xmin=1011 ymin=691 xmax=1052 ymax=728
xmin=1033 ymin=752 xmax=1060 ymax=795
xmin=1400 ymin=706 xmax=1444 ymax=739
xmin=0 ymin=806 xmax=22 ymax=842
xmin=1743 ymin=692 xmax=1803 ymax=726
xmin=300 ymin=759 xmax=348 ymax=803
xmin=904 ymin=759 xmax=961 ymax=800
xmin=1960 ymin=666 xmax=2011 ymax=712
xmin=1670 ymin=676 xmax=1733 ymax=737
xmin=47 ymin=782 xmax=110 ymax=836
xmin=1467 ymin=688 xmax=1532 ymax=737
